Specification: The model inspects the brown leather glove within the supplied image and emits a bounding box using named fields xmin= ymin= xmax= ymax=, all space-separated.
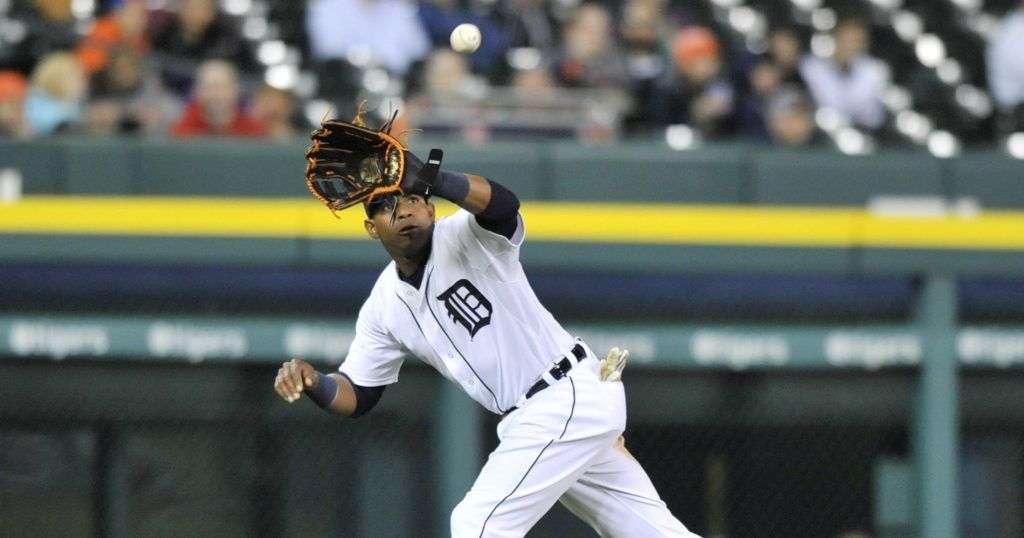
xmin=304 ymin=110 xmax=441 ymax=214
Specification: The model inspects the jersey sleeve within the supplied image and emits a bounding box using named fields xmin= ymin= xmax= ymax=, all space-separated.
xmin=338 ymin=298 xmax=405 ymax=386
xmin=446 ymin=208 xmax=525 ymax=260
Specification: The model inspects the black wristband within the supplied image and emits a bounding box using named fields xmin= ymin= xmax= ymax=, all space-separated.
xmin=305 ymin=372 xmax=338 ymax=409
xmin=431 ymin=170 xmax=471 ymax=202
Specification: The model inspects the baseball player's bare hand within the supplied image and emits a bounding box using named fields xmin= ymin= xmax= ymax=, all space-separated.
xmin=274 ymin=358 xmax=318 ymax=403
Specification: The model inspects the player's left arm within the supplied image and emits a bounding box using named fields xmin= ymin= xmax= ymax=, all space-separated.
xmin=435 ymin=172 xmax=500 ymax=214
xmin=412 ymin=162 xmax=520 ymax=239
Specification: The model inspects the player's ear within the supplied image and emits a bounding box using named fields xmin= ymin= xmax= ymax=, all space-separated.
xmin=364 ymin=219 xmax=379 ymax=239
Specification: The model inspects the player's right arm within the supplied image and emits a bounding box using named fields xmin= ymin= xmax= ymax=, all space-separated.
xmin=274 ymin=359 xmax=357 ymax=416
xmin=274 ymin=289 xmax=401 ymax=417
xmin=274 ymin=358 xmax=389 ymax=417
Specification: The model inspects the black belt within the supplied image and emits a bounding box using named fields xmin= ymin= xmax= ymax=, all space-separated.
xmin=506 ymin=343 xmax=586 ymax=414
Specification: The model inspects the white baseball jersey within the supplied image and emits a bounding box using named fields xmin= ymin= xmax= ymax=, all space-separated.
xmin=339 ymin=209 xmax=576 ymax=414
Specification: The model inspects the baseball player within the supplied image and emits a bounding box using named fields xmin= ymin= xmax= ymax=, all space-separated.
xmin=274 ymin=111 xmax=698 ymax=537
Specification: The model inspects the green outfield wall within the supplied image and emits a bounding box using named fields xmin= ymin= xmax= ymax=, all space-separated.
xmin=3 ymin=138 xmax=1024 ymax=275
xmin=2 ymin=138 xmax=1024 ymax=207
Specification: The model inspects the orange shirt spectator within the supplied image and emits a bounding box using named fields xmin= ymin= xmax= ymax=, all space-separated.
xmin=76 ymin=0 xmax=149 ymax=74
xmin=0 ymin=71 xmax=30 ymax=138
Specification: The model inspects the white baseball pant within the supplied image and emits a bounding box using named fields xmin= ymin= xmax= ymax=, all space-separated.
xmin=450 ymin=354 xmax=700 ymax=537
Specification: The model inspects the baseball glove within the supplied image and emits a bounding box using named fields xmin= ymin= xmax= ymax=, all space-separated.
xmin=304 ymin=108 xmax=442 ymax=216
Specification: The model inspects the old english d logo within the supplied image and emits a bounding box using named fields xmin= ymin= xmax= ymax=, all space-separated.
xmin=436 ymin=279 xmax=492 ymax=338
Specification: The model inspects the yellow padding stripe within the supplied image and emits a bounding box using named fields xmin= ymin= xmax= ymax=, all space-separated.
xmin=2 ymin=196 xmax=1024 ymax=250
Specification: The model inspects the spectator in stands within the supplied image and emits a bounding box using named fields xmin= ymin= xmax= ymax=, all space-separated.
xmin=76 ymin=0 xmax=149 ymax=76
xmin=496 ymin=0 xmax=558 ymax=56
xmin=0 ymin=72 xmax=31 ymax=139
xmin=751 ymin=26 xmax=806 ymax=99
xmin=621 ymin=0 xmax=666 ymax=51
xmin=25 ymin=52 xmax=86 ymax=135
xmin=133 ymin=80 xmax=184 ymax=136
xmin=987 ymin=0 xmax=1024 ymax=133
xmin=422 ymin=49 xmax=472 ymax=98
xmin=0 ymin=0 xmax=79 ymax=75
xmin=306 ymin=0 xmax=430 ymax=76
xmin=171 ymin=59 xmax=265 ymax=137
xmin=87 ymin=47 xmax=143 ymax=134
xmin=408 ymin=49 xmax=484 ymax=141
xmin=417 ymin=0 xmax=510 ymax=77
xmin=86 ymin=46 xmax=178 ymax=136
xmin=620 ymin=0 xmax=671 ymax=130
xmin=744 ymin=26 xmax=808 ymax=139
xmin=651 ymin=27 xmax=736 ymax=137
xmin=149 ymin=0 xmax=254 ymax=96
xmin=554 ymin=3 xmax=629 ymax=89
xmin=84 ymin=98 xmax=125 ymax=136
xmin=764 ymin=85 xmax=820 ymax=147
xmin=252 ymin=84 xmax=299 ymax=141
xmin=799 ymin=17 xmax=888 ymax=131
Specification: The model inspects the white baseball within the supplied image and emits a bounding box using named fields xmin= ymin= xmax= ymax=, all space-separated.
xmin=450 ymin=23 xmax=481 ymax=54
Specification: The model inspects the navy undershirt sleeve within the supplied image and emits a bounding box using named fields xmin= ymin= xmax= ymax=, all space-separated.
xmin=338 ymin=372 xmax=387 ymax=418
xmin=474 ymin=179 xmax=520 ymax=240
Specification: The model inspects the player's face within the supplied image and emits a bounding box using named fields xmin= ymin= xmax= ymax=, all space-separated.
xmin=365 ymin=195 xmax=436 ymax=256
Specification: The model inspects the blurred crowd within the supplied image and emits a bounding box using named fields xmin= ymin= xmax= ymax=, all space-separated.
xmin=0 ymin=0 xmax=298 ymax=141
xmin=0 ymin=0 xmax=1022 ymax=150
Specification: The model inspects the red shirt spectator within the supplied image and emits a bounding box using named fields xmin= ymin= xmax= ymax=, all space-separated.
xmin=170 ymin=59 xmax=266 ymax=138
xmin=171 ymin=100 xmax=265 ymax=137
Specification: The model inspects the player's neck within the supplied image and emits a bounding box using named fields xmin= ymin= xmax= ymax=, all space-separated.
xmin=395 ymin=256 xmax=425 ymax=278
xmin=391 ymin=239 xmax=432 ymax=281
